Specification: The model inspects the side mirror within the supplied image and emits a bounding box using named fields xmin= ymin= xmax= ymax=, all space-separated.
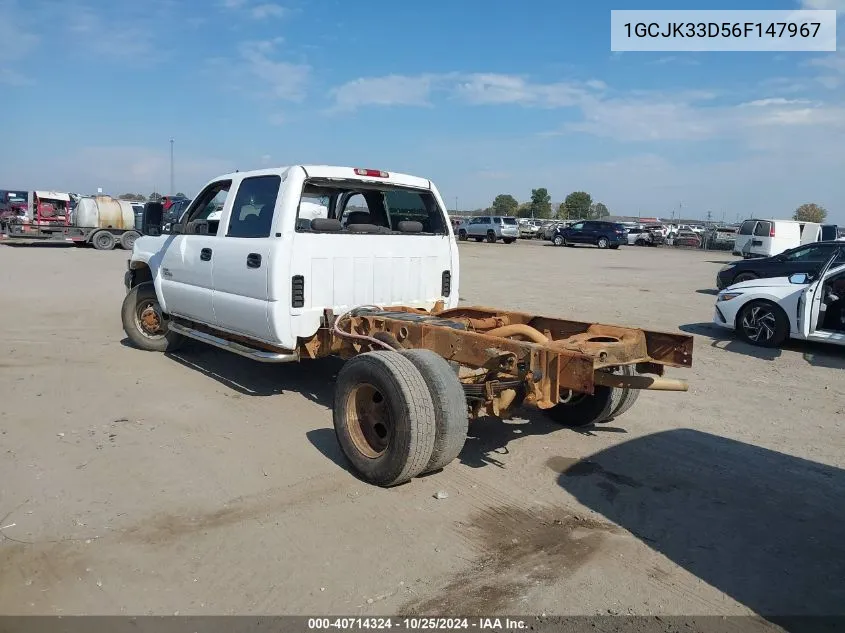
xmin=789 ymin=272 xmax=809 ymax=285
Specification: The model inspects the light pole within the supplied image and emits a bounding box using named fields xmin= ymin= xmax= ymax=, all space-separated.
xmin=169 ymin=138 xmax=174 ymax=195
xmin=454 ymin=196 xmax=458 ymax=214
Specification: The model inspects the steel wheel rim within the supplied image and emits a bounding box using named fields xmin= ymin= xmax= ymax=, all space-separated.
xmin=346 ymin=383 xmax=392 ymax=459
xmin=124 ymin=234 xmax=137 ymax=250
xmin=741 ymin=305 xmax=777 ymax=342
xmin=96 ymin=233 xmax=112 ymax=248
xmin=135 ymin=300 xmax=166 ymax=339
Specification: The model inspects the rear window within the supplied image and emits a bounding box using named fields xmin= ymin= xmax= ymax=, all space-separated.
xmin=296 ymin=181 xmax=447 ymax=235
xmin=753 ymin=221 xmax=772 ymax=237
xmin=502 ymin=217 xmax=517 ymax=225
xmin=739 ymin=220 xmax=757 ymax=235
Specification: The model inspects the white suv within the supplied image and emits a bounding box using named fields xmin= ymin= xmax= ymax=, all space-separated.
xmin=457 ymin=216 xmax=519 ymax=243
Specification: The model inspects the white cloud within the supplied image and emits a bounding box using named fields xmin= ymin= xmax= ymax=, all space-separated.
xmin=739 ymin=98 xmax=813 ymax=107
xmin=329 ymin=72 xmax=604 ymax=111
xmin=59 ymin=4 xmax=166 ymax=64
xmin=210 ymin=38 xmax=309 ymax=102
xmin=251 ymin=3 xmax=286 ymax=19
xmin=239 ymin=39 xmax=309 ymax=100
xmin=454 ymin=73 xmax=599 ymax=107
xmin=330 ymin=74 xmax=445 ymax=111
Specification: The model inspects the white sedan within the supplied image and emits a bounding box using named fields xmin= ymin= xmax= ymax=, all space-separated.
xmin=712 ymin=253 xmax=845 ymax=348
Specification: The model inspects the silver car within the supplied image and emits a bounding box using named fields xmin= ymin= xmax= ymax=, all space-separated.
xmin=457 ymin=215 xmax=520 ymax=243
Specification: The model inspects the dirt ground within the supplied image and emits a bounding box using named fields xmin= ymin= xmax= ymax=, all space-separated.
xmin=1 ymin=239 xmax=843 ymax=619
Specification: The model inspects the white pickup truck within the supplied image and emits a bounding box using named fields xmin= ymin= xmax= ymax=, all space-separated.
xmin=122 ymin=165 xmax=693 ymax=487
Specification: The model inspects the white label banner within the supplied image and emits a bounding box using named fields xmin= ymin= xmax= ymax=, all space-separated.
xmin=610 ymin=10 xmax=837 ymax=52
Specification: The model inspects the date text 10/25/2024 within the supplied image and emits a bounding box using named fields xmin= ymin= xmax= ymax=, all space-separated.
xmin=307 ymin=618 xmax=527 ymax=631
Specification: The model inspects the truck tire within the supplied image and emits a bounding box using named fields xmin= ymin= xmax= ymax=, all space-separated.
xmin=544 ymin=365 xmax=638 ymax=427
xmin=121 ymin=282 xmax=185 ymax=352
xmin=333 ymin=351 xmax=436 ymax=487
xmin=458 ymin=230 xmax=468 ymax=241
xmin=400 ymin=350 xmax=468 ymax=473
xmin=92 ymin=231 xmax=116 ymax=251
xmin=603 ymin=366 xmax=640 ymax=421
xmin=120 ymin=230 xmax=141 ymax=251
xmin=486 ymin=230 xmax=497 ymax=243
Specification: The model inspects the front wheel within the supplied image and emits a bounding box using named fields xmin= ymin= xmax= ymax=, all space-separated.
xmin=458 ymin=230 xmax=468 ymax=241
xmin=553 ymin=235 xmax=564 ymax=247
xmin=597 ymin=237 xmax=609 ymax=249
xmin=733 ymin=272 xmax=758 ymax=284
xmin=121 ymin=282 xmax=185 ymax=352
xmin=736 ymin=300 xmax=789 ymax=348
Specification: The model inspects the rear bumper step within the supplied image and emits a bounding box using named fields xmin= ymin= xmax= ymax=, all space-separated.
xmin=168 ymin=322 xmax=299 ymax=363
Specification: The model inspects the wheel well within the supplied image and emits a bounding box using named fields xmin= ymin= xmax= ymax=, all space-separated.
xmin=130 ymin=263 xmax=153 ymax=288
xmin=734 ymin=299 xmax=789 ymax=331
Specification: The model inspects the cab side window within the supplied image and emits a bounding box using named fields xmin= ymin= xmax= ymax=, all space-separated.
xmin=182 ymin=181 xmax=231 ymax=235
xmin=227 ymin=175 xmax=281 ymax=238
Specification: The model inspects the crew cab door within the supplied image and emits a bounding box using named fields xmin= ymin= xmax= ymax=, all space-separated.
xmin=211 ymin=174 xmax=281 ymax=342
xmin=158 ymin=181 xmax=231 ymax=325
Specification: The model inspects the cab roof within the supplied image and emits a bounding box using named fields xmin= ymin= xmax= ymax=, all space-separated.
xmin=214 ymin=165 xmax=433 ymax=191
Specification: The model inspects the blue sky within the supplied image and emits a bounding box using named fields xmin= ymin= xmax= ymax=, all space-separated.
xmin=1 ymin=0 xmax=843 ymax=222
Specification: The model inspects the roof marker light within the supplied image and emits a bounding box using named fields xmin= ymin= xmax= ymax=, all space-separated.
xmin=354 ymin=168 xmax=389 ymax=178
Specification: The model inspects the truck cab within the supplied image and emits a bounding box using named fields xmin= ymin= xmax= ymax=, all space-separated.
xmin=127 ymin=165 xmax=459 ymax=351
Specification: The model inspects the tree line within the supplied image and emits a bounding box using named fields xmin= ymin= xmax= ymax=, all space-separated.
xmin=117 ymin=192 xmax=187 ymax=202
xmin=486 ymin=189 xmax=610 ymax=220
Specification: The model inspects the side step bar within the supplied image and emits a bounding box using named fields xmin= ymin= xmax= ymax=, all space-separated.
xmin=168 ymin=322 xmax=299 ymax=363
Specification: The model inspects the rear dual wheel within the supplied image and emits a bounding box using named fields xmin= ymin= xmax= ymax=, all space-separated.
xmin=545 ymin=365 xmax=640 ymax=428
xmin=333 ymin=350 xmax=468 ymax=487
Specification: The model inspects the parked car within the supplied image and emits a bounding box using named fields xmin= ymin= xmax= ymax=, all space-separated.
xmin=542 ymin=222 xmax=563 ymax=240
xmin=627 ymin=227 xmax=655 ymax=246
xmin=715 ymin=241 xmax=845 ymax=290
xmin=703 ymin=226 xmax=738 ymax=251
xmin=551 ymin=221 xmax=626 ymax=249
xmin=162 ymin=198 xmax=193 ymax=232
xmin=672 ymin=231 xmax=702 ymax=248
xmin=519 ymin=219 xmax=542 ymax=239
xmin=713 ymin=251 xmax=845 ymax=348
xmin=457 ymin=215 xmax=519 ymax=243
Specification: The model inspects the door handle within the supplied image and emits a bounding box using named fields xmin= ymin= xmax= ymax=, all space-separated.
xmin=247 ymin=253 xmax=262 ymax=268
xmin=200 ymin=248 xmax=212 ymax=261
